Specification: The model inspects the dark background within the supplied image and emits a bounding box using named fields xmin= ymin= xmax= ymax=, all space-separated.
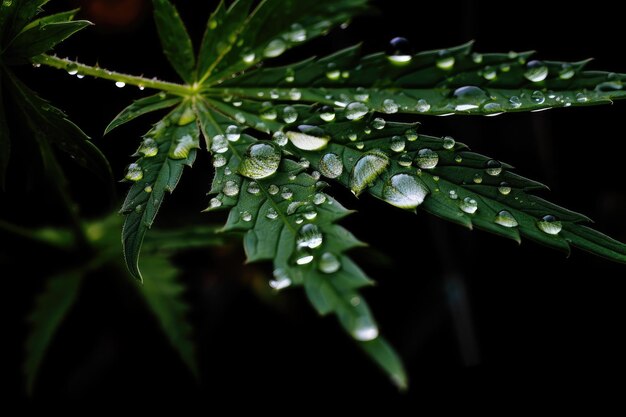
xmin=5 ymin=0 xmax=626 ymax=406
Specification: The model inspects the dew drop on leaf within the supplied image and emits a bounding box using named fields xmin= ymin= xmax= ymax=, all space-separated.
xmin=138 ymin=138 xmax=158 ymax=157
xmin=494 ymin=210 xmax=518 ymax=228
xmin=485 ymin=159 xmax=502 ymax=176
xmin=144 ymin=185 xmax=152 ymax=193
xmin=415 ymin=148 xmax=439 ymax=169
xmin=287 ymin=125 xmax=330 ymax=151
xmin=241 ymin=211 xmax=253 ymax=222
xmin=481 ymin=66 xmax=497 ymax=81
xmin=326 ymin=63 xmax=341 ymax=80
xmin=531 ymin=91 xmax=545 ymax=104
xmin=296 ymin=224 xmax=323 ymax=249
xmin=211 ymin=135 xmax=229 ymax=153
xmin=386 ymin=37 xmax=413 ymax=65
xmin=498 ymin=182 xmax=512 ymax=195
xmin=537 ymin=214 xmax=562 ymax=235
xmin=282 ymin=106 xmax=298 ymax=123
xmin=266 ymin=207 xmax=278 ymax=220
xmin=371 ymin=117 xmax=386 ymax=130
xmin=524 ymin=60 xmax=549 ymax=82
xmin=345 ymin=102 xmax=369 ymax=120
xmin=208 ymin=197 xmax=222 ymax=209
xmin=212 ymin=154 xmax=226 ymax=167
xmin=319 ymin=105 xmax=336 ymax=122
xmin=390 ymin=136 xmax=405 ymax=152
xmin=289 ymin=88 xmax=302 ymax=100
xmin=294 ymin=247 xmax=314 ymax=265
xmin=559 ymin=63 xmax=575 ymax=80
xmin=416 ymin=99 xmax=431 ymax=112
xmin=319 ymin=153 xmax=344 ymax=178
xmin=268 ymin=184 xmax=279 ymax=195
xmin=405 ymin=129 xmax=418 ymax=141
xmin=459 ymin=197 xmax=478 ymax=214
xmin=272 ymin=131 xmax=288 ymax=146
xmin=242 ymin=50 xmax=256 ymax=64
xmin=442 ymin=136 xmax=455 ymax=150
xmin=177 ymin=107 xmax=196 ymax=126
xmin=115 ymin=81 xmax=126 ymax=88
xmin=264 ymin=39 xmax=287 ymax=58
xmin=453 ymin=86 xmax=489 ymax=111
xmin=319 ymin=252 xmax=341 ymax=274
xmin=67 ymin=63 xmax=78 ymax=76
xmin=436 ymin=50 xmax=455 ymax=70
xmin=509 ymin=96 xmax=522 ymax=109
xmin=285 ymin=23 xmax=307 ymax=42
xmin=382 ymin=173 xmax=429 ymax=209
xmin=225 ymin=125 xmax=241 ymax=142
xmin=270 ymin=268 xmax=291 ymax=290
xmin=353 ymin=318 xmax=379 ymax=341
xmin=382 ymin=99 xmax=399 ymax=114
xmin=398 ymin=154 xmax=413 ymax=167
xmin=125 ymin=163 xmax=143 ymax=182
xmin=239 ymin=143 xmax=281 ymax=179
xmin=349 ymin=150 xmax=390 ymax=195
xmin=222 ymin=180 xmax=239 ymax=197
xmin=169 ymin=134 xmax=197 ymax=159
xmin=247 ymin=181 xmax=260 ymax=195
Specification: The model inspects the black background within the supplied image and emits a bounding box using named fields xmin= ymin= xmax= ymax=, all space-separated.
xmin=5 ymin=0 xmax=626 ymax=406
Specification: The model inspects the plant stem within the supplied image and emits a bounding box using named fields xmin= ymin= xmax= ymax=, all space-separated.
xmin=32 ymin=54 xmax=196 ymax=97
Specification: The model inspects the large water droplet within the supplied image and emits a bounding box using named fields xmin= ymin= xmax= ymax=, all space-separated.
xmin=177 ymin=107 xmax=196 ymax=126
xmin=270 ymin=269 xmax=292 ymax=290
xmin=485 ymin=159 xmax=502 ymax=176
xmin=169 ymin=134 xmax=197 ymax=159
xmin=211 ymin=134 xmax=228 ymax=153
xmin=239 ymin=143 xmax=281 ymax=179
xmin=282 ymin=106 xmax=298 ymax=123
xmin=297 ymin=224 xmax=323 ymax=249
xmin=349 ymin=150 xmax=389 ymax=195
xmin=138 ymin=138 xmax=158 ymax=157
xmin=319 ymin=105 xmax=336 ymax=122
xmin=390 ymin=136 xmax=405 ymax=152
xmin=222 ymin=180 xmax=239 ymax=197
xmin=225 ymin=125 xmax=241 ymax=142
xmin=319 ymin=153 xmax=344 ymax=178
xmin=125 ymin=163 xmax=143 ymax=182
xmin=386 ymin=37 xmax=413 ymax=65
xmin=353 ymin=318 xmax=379 ymax=341
xmin=453 ymin=86 xmax=489 ymax=111
xmin=319 ymin=252 xmax=341 ymax=274
xmin=415 ymin=148 xmax=439 ymax=169
xmin=264 ymin=39 xmax=286 ymax=58
xmin=382 ymin=173 xmax=429 ymax=209
xmin=459 ymin=197 xmax=478 ymax=214
xmin=382 ymin=99 xmax=399 ymax=114
xmin=345 ymin=102 xmax=369 ymax=120
xmin=443 ymin=136 xmax=455 ymax=150
xmin=494 ymin=210 xmax=518 ymax=227
xmin=537 ymin=214 xmax=562 ymax=235
xmin=436 ymin=50 xmax=455 ymax=70
xmin=524 ymin=60 xmax=548 ymax=82
xmin=287 ymin=125 xmax=330 ymax=151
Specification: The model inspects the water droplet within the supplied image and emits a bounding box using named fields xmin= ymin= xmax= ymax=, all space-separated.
xmin=382 ymin=99 xmax=399 ymax=114
xmin=509 ymin=96 xmax=523 ymax=109
xmin=416 ymin=99 xmax=431 ymax=112
xmin=575 ymin=92 xmax=588 ymax=103
xmin=415 ymin=148 xmax=439 ymax=169
xmin=144 ymin=185 xmax=152 ymax=193
xmin=531 ymin=90 xmax=545 ymax=104
xmin=223 ymin=180 xmax=239 ymax=197
xmin=386 ymin=37 xmax=413 ymax=65
xmin=211 ymin=135 xmax=228 ymax=153
xmin=371 ymin=117 xmax=386 ymax=130
xmin=459 ymin=197 xmax=478 ymax=214
xmin=125 ymin=163 xmax=143 ymax=181
xmin=294 ymin=247 xmax=314 ymax=265
xmin=297 ymin=224 xmax=323 ymax=249
xmin=225 ymin=125 xmax=241 ymax=142
xmin=313 ymin=193 xmax=327 ymax=205
xmin=319 ymin=105 xmax=336 ymax=122
xmin=498 ymin=182 xmax=512 ymax=195
xmin=264 ymin=39 xmax=286 ymax=58
xmin=326 ymin=63 xmax=341 ymax=80
xmin=268 ymin=184 xmax=279 ymax=195
xmin=473 ymin=174 xmax=483 ymax=184
xmin=272 ymin=131 xmax=288 ymax=146
xmin=454 ymin=155 xmax=463 ymax=163
xmin=500 ymin=63 xmax=511 ymax=73
xmin=524 ymin=60 xmax=548 ymax=82
xmin=485 ymin=159 xmax=502 ymax=176
xmin=285 ymin=22 xmax=307 ymax=42
xmin=177 ymin=107 xmax=196 ymax=126
xmin=285 ymin=68 xmax=295 ymax=83
xmin=266 ymin=207 xmax=278 ymax=220
xmin=224 ymin=167 xmax=232 ymax=176
xmin=235 ymin=112 xmax=246 ymax=124
xmin=382 ymin=173 xmax=429 ymax=209
xmin=138 ymin=138 xmax=158 ymax=157
xmin=212 ymin=154 xmax=226 ymax=168
xmin=270 ymin=268 xmax=291 ymax=290
xmin=537 ymin=214 xmax=562 ymax=235
xmin=436 ymin=50 xmax=455 ymax=70
xmin=67 ymin=63 xmax=78 ymax=76
xmin=303 ymin=205 xmax=318 ymax=220
xmin=298 ymin=157 xmax=310 ymax=169
xmin=390 ymin=136 xmax=405 ymax=152
xmin=287 ymin=125 xmax=330 ymax=151
xmin=559 ymin=63 xmax=575 ymax=80
xmin=353 ymin=318 xmax=379 ymax=341
xmin=405 ymin=129 xmax=418 ymax=141
xmin=282 ymin=106 xmax=298 ymax=123
xmin=349 ymin=150 xmax=390 ymax=195
xmin=208 ymin=18 xmax=218 ymax=29
xmin=453 ymin=86 xmax=489 ymax=111
xmin=261 ymin=103 xmax=278 ymax=120
xmin=242 ymin=50 xmax=255 ymax=63
xmin=239 ymin=143 xmax=281 ymax=179
xmin=481 ymin=66 xmax=497 ymax=81
xmin=483 ymin=102 xmax=503 ymax=115
xmin=281 ymin=186 xmax=293 ymax=200
xmin=472 ymin=52 xmax=483 ymax=64
xmin=208 ymin=197 xmax=222 ymax=209
xmin=345 ymin=102 xmax=369 ymax=120
xmin=318 ymin=252 xmax=341 ymax=274
xmin=443 ymin=136 xmax=455 ymax=150
xmin=449 ymin=190 xmax=458 ymax=200
xmin=319 ymin=153 xmax=343 ymax=178
xmin=115 ymin=81 xmax=126 ymax=88
xmin=494 ymin=210 xmax=518 ymax=227
xmin=354 ymin=87 xmax=369 ymax=102
xmin=169 ymin=134 xmax=197 ymax=159
xmin=289 ymin=88 xmax=302 ymax=100
xmin=398 ymin=154 xmax=413 ymax=167
xmin=241 ymin=211 xmax=253 ymax=222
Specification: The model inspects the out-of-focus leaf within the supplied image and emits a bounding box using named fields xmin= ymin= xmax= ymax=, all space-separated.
xmin=104 ymin=93 xmax=182 ymax=135
xmin=0 ymin=72 xmax=10 ymax=189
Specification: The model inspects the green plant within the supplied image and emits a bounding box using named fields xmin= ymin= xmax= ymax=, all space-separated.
xmin=3 ymin=0 xmax=626 ymax=393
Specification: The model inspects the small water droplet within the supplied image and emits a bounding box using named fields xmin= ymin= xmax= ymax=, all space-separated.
xmin=261 ymin=103 xmax=278 ymax=120
xmin=559 ymin=63 xmax=575 ymax=80
xmin=350 ymin=150 xmax=390 ymax=195
xmin=386 ymin=37 xmax=413 ymax=65
xmin=472 ymin=52 xmax=483 ymax=64
xmin=509 ymin=96 xmax=523 ymax=109
xmin=537 ymin=214 xmax=562 ymax=235
xmin=235 ymin=112 xmax=246 ymax=124
xmin=266 ymin=207 xmax=278 ymax=219
xmin=390 ymin=136 xmax=405 ymax=152
xmin=319 ymin=153 xmax=344 ymax=178
xmin=459 ymin=197 xmax=478 ymax=214
xmin=285 ymin=68 xmax=295 ymax=83
xmin=353 ymin=319 xmax=379 ymax=341
xmin=442 ymin=136 xmax=455 ymax=150
xmin=382 ymin=99 xmax=399 ymax=114
xmin=285 ymin=23 xmax=307 ymax=42
xmin=498 ymin=181 xmax=512 ymax=195
xmin=297 ymin=224 xmax=323 ymax=249
xmin=298 ymin=157 xmax=310 ymax=169
xmin=208 ymin=197 xmax=222 ymax=209
xmin=415 ymin=148 xmax=439 ymax=169
xmin=212 ymin=154 xmax=226 ymax=168
xmin=494 ymin=210 xmax=518 ymax=227
xmin=138 ymin=84 xmax=144 ymax=89
xmin=382 ymin=173 xmax=429 ymax=209
xmin=481 ymin=66 xmax=497 ymax=81
xmin=144 ymin=185 xmax=153 ymax=193
xmin=287 ymin=125 xmax=330 ymax=151
xmin=483 ymin=102 xmax=503 ymax=115
xmin=436 ymin=50 xmax=455 ymax=70
xmin=125 ymin=163 xmax=143 ymax=182
xmin=326 ymin=63 xmax=341 ymax=80
xmin=473 ymin=173 xmax=483 ymax=184
xmin=241 ymin=211 xmax=253 ymax=222
xmin=416 ymin=99 xmax=431 ymax=112
xmin=242 ymin=50 xmax=255 ymax=63
xmin=398 ymin=154 xmax=413 ymax=167
xmin=169 ymin=134 xmax=198 ymax=159
xmin=289 ymin=88 xmax=302 ymax=100
xmin=485 ymin=159 xmax=502 ymax=176
xmin=354 ymin=87 xmax=369 ymax=102
xmin=268 ymin=184 xmax=279 ymax=195
xmin=223 ymin=180 xmax=239 ymax=197
xmin=67 ymin=63 xmax=78 ymax=76
xmin=225 ymin=125 xmax=241 ymax=142
xmin=313 ymin=193 xmax=327 ymax=205
xmin=177 ymin=107 xmax=196 ymax=126
xmin=319 ymin=252 xmax=341 ymax=273
xmin=115 ymin=81 xmax=126 ymax=88
xmin=575 ymin=92 xmax=588 ymax=103
xmin=371 ymin=118 xmax=386 ymax=130
xmin=405 ymin=129 xmax=418 ymax=142
xmin=239 ymin=143 xmax=281 ymax=179
xmin=345 ymin=102 xmax=369 ymax=120
xmin=531 ymin=90 xmax=545 ymax=104
xmin=211 ymin=134 xmax=228 ymax=153
xmin=270 ymin=268 xmax=291 ymax=290
xmin=282 ymin=106 xmax=298 ymax=123
xmin=273 ymin=131 xmax=288 ymax=146
xmin=294 ymin=247 xmax=314 ymax=265
xmin=138 ymin=138 xmax=158 ymax=157
xmin=453 ymin=86 xmax=489 ymax=111
xmin=524 ymin=60 xmax=548 ymax=82
xmin=319 ymin=105 xmax=336 ymax=122
xmin=264 ymin=39 xmax=287 ymax=58
xmin=454 ymin=155 xmax=463 ymax=163
xmin=281 ymin=186 xmax=293 ymax=200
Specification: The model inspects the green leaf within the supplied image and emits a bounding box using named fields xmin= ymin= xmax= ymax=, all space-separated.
xmin=194 ymin=100 xmax=405 ymax=383
xmin=104 ymin=93 xmax=182 ymax=135
xmin=121 ymin=102 xmax=199 ymax=280
xmin=213 ymin=42 xmax=626 ymax=115
xmin=0 ymin=71 xmax=10 ymax=189
xmin=5 ymin=19 xmax=92 ymax=63
xmin=152 ymin=0 xmax=196 ymax=84
xmin=143 ymin=225 xmax=230 ymax=252
xmin=24 ymin=271 xmax=83 ymax=395
xmin=0 ymin=0 xmax=48 ymax=43
xmin=4 ymin=70 xmax=112 ymax=184
xmin=359 ymin=338 xmax=408 ymax=390
xmin=138 ymin=255 xmax=198 ymax=378
xmin=197 ymin=0 xmax=369 ymax=85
